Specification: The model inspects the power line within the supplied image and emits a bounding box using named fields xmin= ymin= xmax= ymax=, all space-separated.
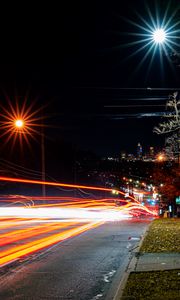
xmin=73 ymin=87 xmax=180 ymax=91
xmin=104 ymin=104 xmax=165 ymax=108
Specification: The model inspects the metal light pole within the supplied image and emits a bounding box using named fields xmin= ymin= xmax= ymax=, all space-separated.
xmin=14 ymin=117 xmax=46 ymax=196
xmin=41 ymin=123 xmax=46 ymax=197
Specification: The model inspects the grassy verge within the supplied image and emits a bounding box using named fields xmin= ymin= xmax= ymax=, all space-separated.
xmin=140 ymin=218 xmax=180 ymax=253
xmin=121 ymin=218 xmax=180 ymax=299
xmin=122 ymin=270 xmax=180 ymax=300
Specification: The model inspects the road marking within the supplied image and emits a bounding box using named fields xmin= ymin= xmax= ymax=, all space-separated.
xmin=103 ymin=269 xmax=116 ymax=282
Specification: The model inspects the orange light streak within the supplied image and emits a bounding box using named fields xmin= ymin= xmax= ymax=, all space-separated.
xmin=0 ymin=177 xmax=137 ymax=201
xmin=0 ymin=176 xmax=115 ymax=191
xmin=0 ymin=221 xmax=103 ymax=267
xmin=0 ymin=218 xmax=50 ymax=230
xmin=0 ymin=193 xmax=157 ymax=268
xmin=0 ymin=221 xmax=75 ymax=247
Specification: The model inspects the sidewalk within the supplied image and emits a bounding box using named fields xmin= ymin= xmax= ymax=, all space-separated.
xmin=135 ymin=252 xmax=180 ymax=272
xmin=114 ymin=218 xmax=180 ymax=300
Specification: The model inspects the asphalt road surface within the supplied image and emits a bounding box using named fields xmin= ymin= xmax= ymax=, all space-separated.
xmin=0 ymin=219 xmax=151 ymax=300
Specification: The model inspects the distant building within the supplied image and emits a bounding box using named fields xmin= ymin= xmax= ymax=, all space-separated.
xmin=149 ymin=146 xmax=154 ymax=158
xmin=137 ymin=143 xmax=142 ymax=159
xmin=142 ymin=147 xmax=155 ymax=161
xmin=120 ymin=151 xmax=126 ymax=160
xmin=106 ymin=157 xmax=119 ymax=162
xmin=127 ymin=153 xmax=135 ymax=161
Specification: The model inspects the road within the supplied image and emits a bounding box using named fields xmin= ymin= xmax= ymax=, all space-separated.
xmin=0 ymin=219 xmax=151 ymax=300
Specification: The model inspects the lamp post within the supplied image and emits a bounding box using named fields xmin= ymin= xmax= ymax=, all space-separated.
xmin=14 ymin=118 xmax=46 ymax=197
xmin=152 ymin=28 xmax=166 ymax=44
xmin=15 ymin=119 xmax=24 ymax=129
xmin=41 ymin=124 xmax=46 ymax=197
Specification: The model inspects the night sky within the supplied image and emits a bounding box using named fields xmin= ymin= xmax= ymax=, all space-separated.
xmin=0 ymin=0 xmax=179 ymax=165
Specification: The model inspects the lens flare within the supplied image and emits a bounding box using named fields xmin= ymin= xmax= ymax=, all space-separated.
xmin=153 ymin=28 xmax=166 ymax=43
xmin=15 ymin=119 xmax=24 ymax=128
xmin=118 ymin=2 xmax=180 ymax=77
xmin=0 ymin=94 xmax=45 ymax=150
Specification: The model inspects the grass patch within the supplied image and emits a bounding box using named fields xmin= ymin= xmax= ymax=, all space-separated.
xmin=122 ymin=270 xmax=180 ymax=300
xmin=140 ymin=218 xmax=180 ymax=253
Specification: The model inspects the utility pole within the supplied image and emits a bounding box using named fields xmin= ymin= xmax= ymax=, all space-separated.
xmin=41 ymin=124 xmax=46 ymax=197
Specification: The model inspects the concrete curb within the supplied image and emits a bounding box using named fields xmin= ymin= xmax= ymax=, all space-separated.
xmin=112 ymin=222 xmax=152 ymax=300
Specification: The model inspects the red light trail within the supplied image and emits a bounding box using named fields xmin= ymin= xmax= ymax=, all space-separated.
xmin=0 ymin=177 xmax=158 ymax=268
xmin=0 ymin=176 xmax=138 ymax=202
xmin=0 ymin=176 xmax=120 ymax=192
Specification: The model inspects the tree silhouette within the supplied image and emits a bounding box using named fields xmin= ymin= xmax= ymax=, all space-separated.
xmin=154 ymin=92 xmax=180 ymax=163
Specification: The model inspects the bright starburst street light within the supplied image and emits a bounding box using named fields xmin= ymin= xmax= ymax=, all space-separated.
xmin=121 ymin=3 xmax=180 ymax=75
xmin=153 ymin=28 xmax=166 ymax=44
xmin=0 ymin=96 xmax=45 ymax=150
xmin=15 ymin=119 xmax=24 ymax=129
xmin=0 ymin=96 xmax=47 ymax=196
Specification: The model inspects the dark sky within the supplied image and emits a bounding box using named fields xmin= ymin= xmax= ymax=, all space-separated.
xmin=0 ymin=0 xmax=179 ymax=159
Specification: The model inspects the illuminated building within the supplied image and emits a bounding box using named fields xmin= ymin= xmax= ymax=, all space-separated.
xmin=137 ymin=143 xmax=142 ymax=159
xmin=120 ymin=151 xmax=126 ymax=160
xmin=149 ymin=147 xmax=154 ymax=158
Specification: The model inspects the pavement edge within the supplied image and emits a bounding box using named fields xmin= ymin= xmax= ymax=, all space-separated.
xmin=112 ymin=221 xmax=152 ymax=300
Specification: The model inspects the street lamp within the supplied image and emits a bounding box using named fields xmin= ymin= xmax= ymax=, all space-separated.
xmin=0 ymin=99 xmax=46 ymax=197
xmin=13 ymin=117 xmax=46 ymax=197
xmin=14 ymin=118 xmax=46 ymax=197
xmin=15 ymin=119 xmax=24 ymax=129
xmin=153 ymin=28 xmax=166 ymax=44
xmin=122 ymin=3 xmax=180 ymax=75
xmin=157 ymin=154 xmax=166 ymax=162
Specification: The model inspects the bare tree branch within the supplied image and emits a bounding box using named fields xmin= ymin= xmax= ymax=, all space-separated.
xmin=153 ymin=92 xmax=180 ymax=160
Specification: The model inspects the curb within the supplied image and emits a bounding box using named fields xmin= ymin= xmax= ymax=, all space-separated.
xmin=112 ymin=222 xmax=152 ymax=300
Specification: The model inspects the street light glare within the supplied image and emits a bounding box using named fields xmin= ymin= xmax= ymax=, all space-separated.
xmin=1 ymin=97 xmax=45 ymax=151
xmin=15 ymin=119 xmax=24 ymax=128
xmin=153 ymin=28 xmax=166 ymax=44
xmin=119 ymin=2 xmax=180 ymax=76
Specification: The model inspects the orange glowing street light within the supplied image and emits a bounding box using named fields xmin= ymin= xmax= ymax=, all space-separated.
xmin=0 ymin=95 xmax=46 ymax=147
xmin=0 ymin=97 xmax=46 ymax=196
xmin=14 ymin=119 xmax=24 ymax=129
xmin=13 ymin=116 xmax=46 ymax=197
xmin=157 ymin=154 xmax=166 ymax=162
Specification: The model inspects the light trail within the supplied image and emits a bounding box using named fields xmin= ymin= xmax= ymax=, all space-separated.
xmin=0 ymin=221 xmax=75 ymax=247
xmin=0 ymin=176 xmax=117 ymax=192
xmin=0 ymin=218 xmax=43 ymax=230
xmin=0 ymin=221 xmax=103 ymax=267
xmin=0 ymin=176 xmax=138 ymax=202
xmin=0 ymin=182 xmax=157 ymax=268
